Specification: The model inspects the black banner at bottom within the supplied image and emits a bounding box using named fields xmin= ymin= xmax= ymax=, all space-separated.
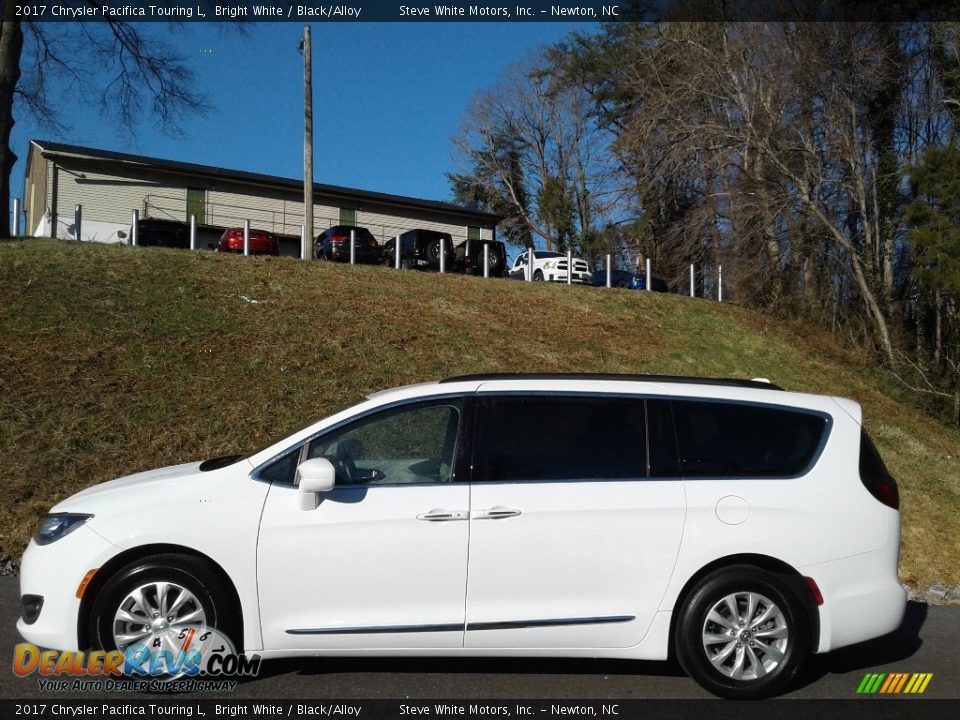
xmin=0 ymin=699 xmax=955 ymax=720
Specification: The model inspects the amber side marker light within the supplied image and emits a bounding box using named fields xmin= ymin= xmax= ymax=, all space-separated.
xmin=76 ymin=569 xmax=98 ymax=599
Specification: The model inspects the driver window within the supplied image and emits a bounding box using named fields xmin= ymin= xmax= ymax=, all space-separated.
xmin=306 ymin=402 xmax=463 ymax=486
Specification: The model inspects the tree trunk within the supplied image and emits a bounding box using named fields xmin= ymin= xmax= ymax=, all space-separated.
xmin=0 ymin=8 xmax=23 ymax=238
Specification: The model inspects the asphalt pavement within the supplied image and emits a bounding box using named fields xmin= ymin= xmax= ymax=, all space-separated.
xmin=1 ymin=576 xmax=957 ymax=701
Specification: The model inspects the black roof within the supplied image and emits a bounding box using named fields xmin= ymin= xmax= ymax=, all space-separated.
xmin=440 ymin=373 xmax=784 ymax=391
xmin=31 ymin=139 xmax=501 ymax=224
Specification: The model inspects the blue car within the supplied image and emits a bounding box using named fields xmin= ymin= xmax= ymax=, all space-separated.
xmin=592 ymin=269 xmax=670 ymax=291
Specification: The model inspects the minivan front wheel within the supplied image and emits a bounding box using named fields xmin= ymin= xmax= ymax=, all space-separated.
xmin=88 ymin=554 xmax=235 ymax=654
xmin=675 ymin=566 xmax=809 ymax=699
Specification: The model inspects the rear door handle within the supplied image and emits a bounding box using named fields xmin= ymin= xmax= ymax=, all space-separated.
xmin=476 ymin=506 xmax=522 ymax=520
xmin=417 ymin=508 xmax=468 ymax=522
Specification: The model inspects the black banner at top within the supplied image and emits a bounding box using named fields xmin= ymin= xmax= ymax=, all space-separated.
xmin=9 ymin=0 xmax=960 ymax=23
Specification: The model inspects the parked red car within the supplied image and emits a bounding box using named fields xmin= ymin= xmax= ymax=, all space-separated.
xmin=217 ymin=227 xmax=280 ymax=256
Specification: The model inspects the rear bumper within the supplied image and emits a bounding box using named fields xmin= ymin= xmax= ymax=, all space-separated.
xmin=327 ymin=247 xmax=380 ymax=264
xmin=801 ymin=543 xmax=906 ymax=653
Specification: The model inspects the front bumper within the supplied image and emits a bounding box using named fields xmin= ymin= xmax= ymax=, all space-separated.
xmin=17 ymin=525 xmax=119 ymax=652
xmin=545 ymin=271 xmax=592 ymax=284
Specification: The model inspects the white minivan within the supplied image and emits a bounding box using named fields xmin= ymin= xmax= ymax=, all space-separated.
xmin=18 ymin=374 xmax=906 ymax=699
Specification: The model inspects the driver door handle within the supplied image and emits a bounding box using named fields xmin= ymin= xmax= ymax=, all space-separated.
xmin=476 ymin=506 xmax=523 ymax=520
xmin=417 ymin=509 xmax=468 ymax=522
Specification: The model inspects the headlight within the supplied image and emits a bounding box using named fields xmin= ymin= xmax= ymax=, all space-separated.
xmin=35 ymin=513 xmax=93 ymax=546
xmin=544 ymin=261 xmax=556 ymax=269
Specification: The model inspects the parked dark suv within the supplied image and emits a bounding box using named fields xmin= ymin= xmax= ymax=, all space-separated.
xmin=131 ymin=218 xmax=190 ymax=249
xmin=454 ymin=239 xmax=507 ymax=277
xmin=315 ymin=225 xmax=381 ymax=264
xmin=382 ymin=229 xmax=456 ymax=270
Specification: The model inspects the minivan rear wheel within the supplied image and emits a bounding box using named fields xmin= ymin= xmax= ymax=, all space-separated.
xmin=675 ymin=566 xmax=809 ymax=699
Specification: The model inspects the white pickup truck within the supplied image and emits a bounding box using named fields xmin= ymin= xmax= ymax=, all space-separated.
xmin=508 ymin=249 xmax=592 ymax=284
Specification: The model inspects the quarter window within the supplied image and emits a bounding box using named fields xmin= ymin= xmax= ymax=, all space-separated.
xmin=478 ymin=396 xmax=647 ymax=482
xmin=671 ymin=400 xmax=827 ymax=477
xmin=306 ymin=401 xmax=463 ymax=486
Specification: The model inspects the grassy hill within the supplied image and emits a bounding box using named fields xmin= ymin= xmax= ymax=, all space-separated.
xmin=1 ymin=239 xmax=958 ymax=589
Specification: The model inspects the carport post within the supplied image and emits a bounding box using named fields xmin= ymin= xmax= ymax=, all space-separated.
xmin=301 ymin=225 xmax=307 ymax=259
xmin=12 ymin=198 xmax=20 ymax=236
xmin=74 ymin=204 xmax=82 ymax=241
xmin=395 ymin=232 xmax=401 ymax=269
xmin=189 ymin=215 xmax=197 ymax=251
xmin=718 ymin=265 xmax=723 ymax=302
xmin=439 ymin=236 xmax=446 ymax=274
xmin=243 ymin=220 xmax=250 ymax=257
xmin=690 ymin=264 xmax=695 ymax=297
xmin=646 ymin=258 xmax=652 ymax=292
xmin=567 ymin=249 xmax=572 ymax=285
xmin=350 ymin=228 xmax=356 ymax=265
xmin=527 ymin=246 xmax=534 ymax=281
xmin=131 ymin=210 xmax=139 ymax=247
xmin=606 ymin=254 xmax=612 ymax=288
xmin=483 ymin=242 xmax=489 ymax=278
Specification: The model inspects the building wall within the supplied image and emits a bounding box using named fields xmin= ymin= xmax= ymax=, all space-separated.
xmin=30 ymin=148 xmax=495 ymax=252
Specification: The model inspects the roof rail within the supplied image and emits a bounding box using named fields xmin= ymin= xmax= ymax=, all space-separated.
xmin=439 ymin=373 xmax=784 ymax=391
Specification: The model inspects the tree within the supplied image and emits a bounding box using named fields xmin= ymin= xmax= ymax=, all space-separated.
xmin=906 ymin=146 xmax=960 ymax=375
xmin=0 ymin=4 xmax=212 ymax=236
xmin=449 ymin=56 xmax=624 ymax=257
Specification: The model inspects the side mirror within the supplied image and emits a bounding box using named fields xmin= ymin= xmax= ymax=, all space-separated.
xmin=297 ymin=457 xmax=336 ymax=510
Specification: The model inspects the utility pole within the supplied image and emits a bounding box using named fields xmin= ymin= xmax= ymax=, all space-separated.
xmin=300 ymin=26 xmax=314 ymax=261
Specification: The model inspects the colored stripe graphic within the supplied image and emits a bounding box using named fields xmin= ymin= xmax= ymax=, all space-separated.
xmin=856 ymin=672 xmax=932 ymax=694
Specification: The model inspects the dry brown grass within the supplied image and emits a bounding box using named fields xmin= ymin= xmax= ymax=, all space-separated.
xmin=1 ymin=239 xmax=957 ymax=587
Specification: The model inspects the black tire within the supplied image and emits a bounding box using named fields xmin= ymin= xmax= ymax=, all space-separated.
xmin=615 ymin=280 xmax=628 ymax=288
xmin=674 ymin=566 xmax=809 ymax=699
xmin=533 ymin=270 xmax=544 ymax=282
xmin=426 ymin=240 xmax=441 ymax=263
xmin=400 ymin=258 xmax=411 ymax=270
xmin=485 ymin=250 xmax=501 ymax=273
xmin=88 ymin=553 xmax=238 ymax=653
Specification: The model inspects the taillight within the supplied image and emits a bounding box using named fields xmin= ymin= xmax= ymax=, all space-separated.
xmin=330 ymin=234 xmax=347 ymax=244
xmin=367 ymin=238 xmax=378 ymax=247
xmin=860 ymin=429 xmax=899 ymax=510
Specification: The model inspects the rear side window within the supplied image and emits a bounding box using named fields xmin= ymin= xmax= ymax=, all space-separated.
xmin=478 ymin=396 xmax=647 ymax=481
xmin=672 ymin=400 xmax=828 ymax=478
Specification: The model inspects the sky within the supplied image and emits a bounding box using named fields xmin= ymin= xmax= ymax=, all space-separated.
xmin=11 ymin=21 xmax=597 ymax=209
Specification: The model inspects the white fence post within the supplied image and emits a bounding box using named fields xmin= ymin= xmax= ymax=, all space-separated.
xmin=189 ymin=215 xmax=197 ymax=251
xmin=483 ymin=242 xmax=490 ymax=278
xmin=12 ymin=198 xmax=20 ymax=237
xmin=718 ymin=265 xmax=723 ymax=302
xmin=646 ymin=257 xmax=652 ymax=292
xmin=690 ymin=264 xmax=695 ymax=297
xmin=566 ymin=249 xmax=572 ymax=285
xmin=131 ymin=209 xmax=139 ymax=246
xmin=440 ymin=236 xmax=446 ymax=274
xmin=243 ymin=220 xmax=250 ymax=257
xmin=606 ymin=254 xmax=612 ymax=288
xmin=350 ymin=228 xmax=356 ymax=265
xmin=395 ymin=232 xmax=401 ymax=269
xmin=301 ymin=225 xmax=307 ymax=259
xmin=527 ymin=246 xmax=534 ymax=281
